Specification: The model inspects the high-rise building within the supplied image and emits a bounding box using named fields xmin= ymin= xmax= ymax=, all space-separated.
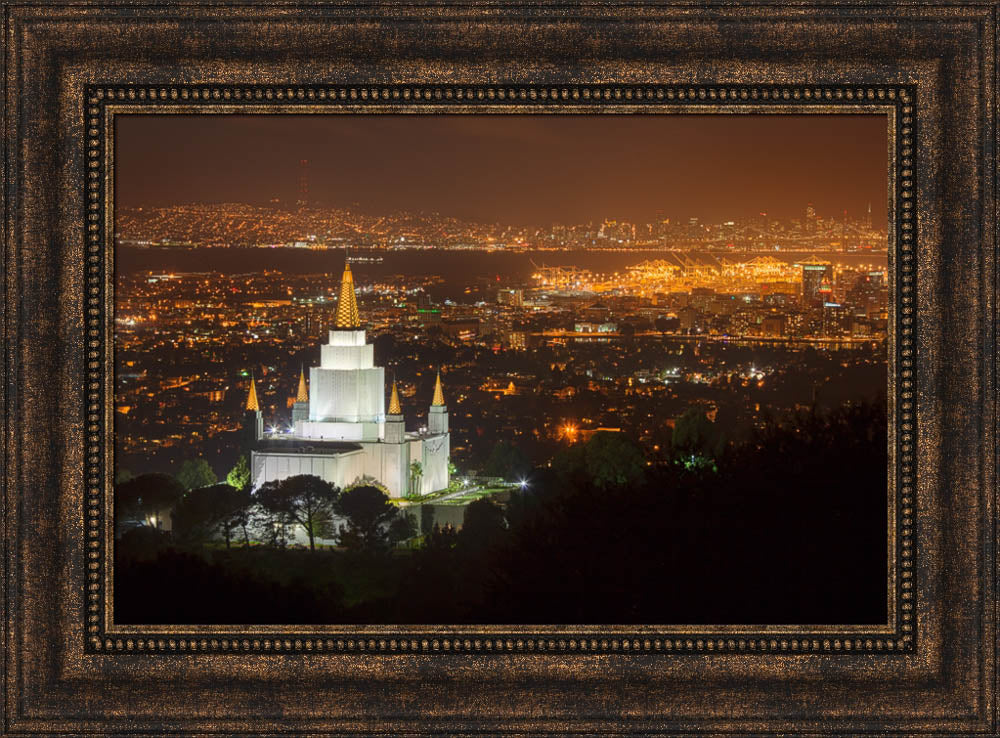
xmin=800 ymin=259 xmax=832 ymax=305
xmin=805 ymin=203 xmax=817 ymax=235
xmin=296 ymin=158 xmax=309 ymax=209
xmin=497 ymin=288 xmax=524 ymax=308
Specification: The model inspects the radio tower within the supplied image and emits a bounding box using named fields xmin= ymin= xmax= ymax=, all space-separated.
xmin=296 ymin=158 xmax=309 ymax=209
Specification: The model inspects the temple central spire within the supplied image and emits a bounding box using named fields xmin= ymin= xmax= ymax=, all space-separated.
xmin=334 ymin=262 xmax=360 ymax=328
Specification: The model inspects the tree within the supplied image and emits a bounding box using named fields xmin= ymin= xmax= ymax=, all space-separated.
xmin=584 ymin=431 xmax=647 ymax=489
xmin=672 ymin=406 xmax=725 ymax=464
xmin=226 ymin=455 xmax=251 ymax=491
xmin=482 ymin=440 xmax=531 ymax=481
xmin=216 ymin=486 xmax=253 ymax=547
xmin=552 ymin=431 xmax=646 ymax=490
xmin=420 ymin=504 xmax=435 ymax=536
xmin=250 ymin=502 xmax=292 ymax=548
xmin=458 ymin=498 xmax=507 ymax=556
xmin=334 ymin=485 xmax=402 ymax=553
xmin=176 ymin=458 xmax=217 ymax=491
xmin=387 ymin=512 xmax=418 ymax=547
xmin=408 ymin=461 xmax=424 ymax=496
xmin=116 ymin=525 xmax=171 ymax=563
xmin=425 ymin=522 xmax=458 ymax=551
xmin=229 ymin=496 xmax=259 ymax=547
xmin=115 ymin=473 xmax=185 ymax=532
xmin=171 ymin=483 xmax=249 ymax=547
xmin=255 ymin=475 xmax=340 ymax=550
xmin=551 ymin=441 xmax=588 ymax=485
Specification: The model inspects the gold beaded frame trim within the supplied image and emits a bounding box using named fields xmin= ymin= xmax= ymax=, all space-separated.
xmin=85 ymin=83 xmax=915 ymax=655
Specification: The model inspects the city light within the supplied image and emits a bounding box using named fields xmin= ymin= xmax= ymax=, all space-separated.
xmin=115 ymin=202 xmax=886 ymax=482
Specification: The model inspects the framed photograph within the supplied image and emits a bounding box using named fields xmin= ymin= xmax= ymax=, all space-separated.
xmin=3 ymin=2 xmax=996 ymax=735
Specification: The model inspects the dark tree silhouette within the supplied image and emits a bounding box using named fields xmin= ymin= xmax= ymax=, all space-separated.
xmin=458 ymin=498 xmax=508 ymax=557
xmin=671 ymin=406 xmax=726 ymax=462
xmin=387 ymin=512 xmax=418 ymax=547
xmin=113 ymin=401 xmax=888 ymax=627
xmin=256 ymin=475 xmax=340 ymax=550
xmin=482 ymin=400 xmax=888 ymax=624
xmin=420 ymin=504 xmax=435 ymax=535
xmin=482 ymin=440 xmax=532 ymax=481
xmin=335 ymin=485 xmax=403 ymax=553
xmin=115 ymin=473 xmax=185 ymax=532
xmin=553 ymin=431 xmax=646 ymax=490
xmin=172 ymin=483 xmax=248 ymax=547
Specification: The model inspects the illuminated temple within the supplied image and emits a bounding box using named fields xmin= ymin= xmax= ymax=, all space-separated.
xmin=243 ymin=263 xmax=450 ymax=499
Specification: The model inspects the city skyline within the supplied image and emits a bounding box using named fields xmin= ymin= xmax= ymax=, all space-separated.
xmin=114 ymin=115 xmax=891 ymax=626
xmin=115 ymin=115 xmax=889 ymax=229
xmin=115 ymin=199 xmax=886 ymax=255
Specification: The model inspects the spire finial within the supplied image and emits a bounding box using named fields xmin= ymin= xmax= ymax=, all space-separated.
xmin=246 ymin=372 xmax=260 ymax=412
xmin=388 ymin=379 xmax=402 ymax=415
xmin=431 ymin=370 xmax=445 ymax=407
xmin=295 ymin=364 xmax=308 ymax=402
xmin=334 ymin=260 xmax=360 ymax=328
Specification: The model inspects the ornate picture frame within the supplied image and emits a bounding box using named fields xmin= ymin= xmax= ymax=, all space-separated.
xmin=3 ymin=3 xmax=996 ymax=735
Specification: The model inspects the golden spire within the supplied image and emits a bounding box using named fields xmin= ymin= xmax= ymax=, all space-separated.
xmin=295 ymin=365 xmax=308 ymax=403
xmin=431 ymin=371 xmax=445 ymax=407
xmin=334 ymin=262 xmax=360 ymax=328
xmin=246 ymin=373 xmax=260 ymax=412
xmin=388 ymin=380 xmax=402 ymax=415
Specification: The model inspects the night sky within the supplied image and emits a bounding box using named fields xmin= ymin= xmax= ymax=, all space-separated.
xmin=116 ymin=114 xmax=889 ymax=228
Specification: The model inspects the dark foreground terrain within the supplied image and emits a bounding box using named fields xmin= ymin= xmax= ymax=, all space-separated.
xmin=116 ymin=401 xmax=888 ymax=625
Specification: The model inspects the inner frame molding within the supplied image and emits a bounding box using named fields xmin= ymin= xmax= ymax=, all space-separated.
xmin=86 ymin=83 xmax=914 ymax=656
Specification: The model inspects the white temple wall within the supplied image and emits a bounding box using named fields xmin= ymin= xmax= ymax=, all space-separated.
xmin=320 ymin=343 xmax=374 ymax=369
xmin=296 ymin=420 xmax=381 ymax=442
xmin=428 ymin=405 xmax=449 ymax=434
xmin=250 ymin=449 xmax=367 ymax=492
xmin=376 ymin=442 xmax=409 ymax=498
xmin=309 ymin=366 xmax=384 ymax=423
xmin=326 ymin=329 xmax=366 ymax=347
xmin=419 ymin=433 xmax=451 ymax=494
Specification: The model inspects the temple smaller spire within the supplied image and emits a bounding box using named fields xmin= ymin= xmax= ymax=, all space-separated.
xmin=431 ymin=371 xmax=445 ymax=407
xmin=388 ymin=380 xmax=402 ymax=415
xmin=296 ymin=365 xmax=309 ymax=402
xmin=246 ymin=373 xmax=260 ymax=412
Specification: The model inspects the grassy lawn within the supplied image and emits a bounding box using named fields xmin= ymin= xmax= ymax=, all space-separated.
xmin=436 ymin=485 xmax=515 ymax=505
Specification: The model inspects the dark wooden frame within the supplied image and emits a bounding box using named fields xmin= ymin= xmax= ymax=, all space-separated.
xmin=3 ymin=3 xmax=996 ymax=735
